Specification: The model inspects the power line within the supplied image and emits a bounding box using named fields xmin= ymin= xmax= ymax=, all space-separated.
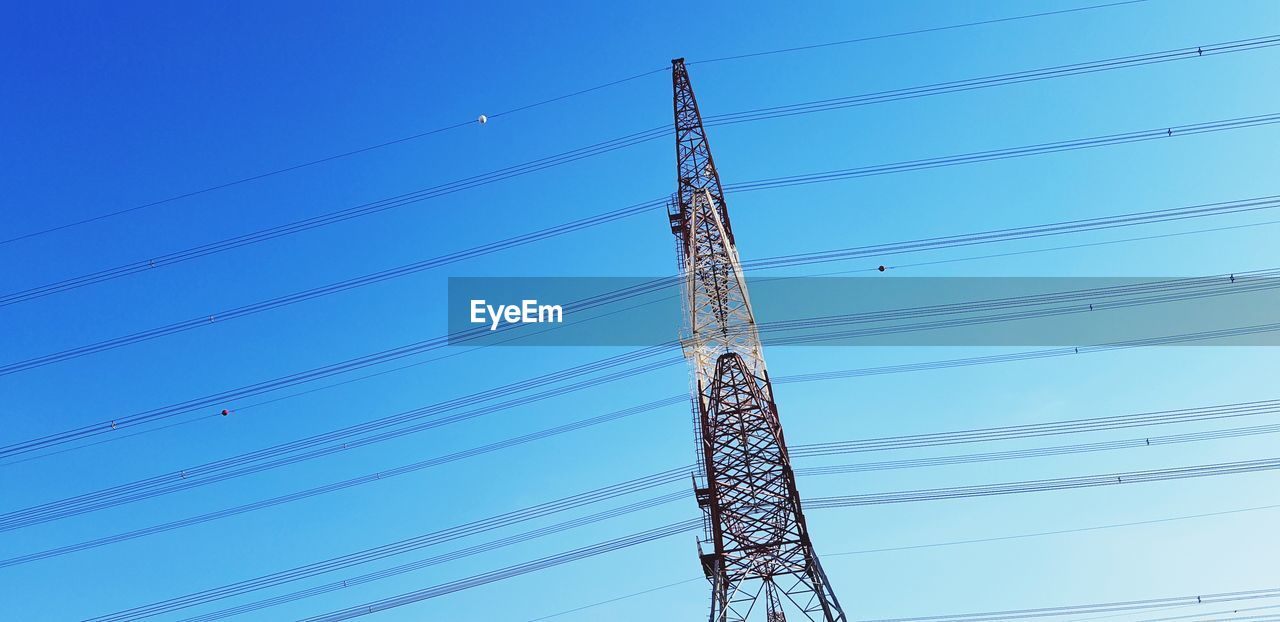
xmin=20 ymin=321 xmax=1280 ymax=550
xmin=1116 ymin=605 xmax=1280 ymax=622
xmin=726 ymin=113 xmax=1280 ymax=194
xmin=94 ymin=493 xmax=692 ymax=622
xmin=18 ymin=209 xmax=1274 ymax=471
xmin=848 ymin=217 xmax=1280 ymax=276
xmin=4 ymin=262 xmax=1270 ymax=464
xmin=0 ymin=0 xmax=1157 ymax=247
xmin=181 ymin=484 xmax=1280 ymax=622
xmin=522 ymin=578 xmax=704 ymax=622
xmin=5 ymin=267 xmax=1275 ymax=535
xmin=9 ymin=394 xmax=1278 ymax=570
xmin=315 ymin=553 xmax=1280 ymax=622
xmin=0 ymin=347 xmax=1262 ymax=538
xmin=11 ymin=284 xmax=1279 ymax=573
xmin=11 ymin=208 xmax=1267 ymax=474
xmin=0 ymin=338 xmax=674 ymax=460
xmin=0 ymin=398 xmax=688 ymax=534
xmin=1143 ymin=615 xmax=1280 ymax=622
xmin=5 ymin=36 xmax=1274 ymax=307
xmin=792 ymin=400 xmax=1280 ymax=458
xmin=794 ymin=423 xmax=1280 ymax=475
xmin=768 ymin=320 xmax=1280 ymax=383
xmin=91 ymin=495 xmax=694 ymax=621
xmin=743 ymin=195 xmax=1280 ymax=271
xmin=522 ymin=500 xmax=1280 ymax=622
xmin=701 ymin=36 xmax=1278 ymax=127
xmin=808 ymin=457 xmax=1280 ymax=508
xmin=858 ymin=588 xmax=1280 ymax=622
xmin=751 ymin=270 xmax=1280 ymax=342
xmin=81 ymin=454 xmax=1280 ymax=621
xmin=6 ymin=192 xmax=1275 ymax=376
xmin=685 ymin=0 xmax=1153 ymax=65
xmin=277 ymin=459 xmax=1280 ymax=622
xmin=826 ymin=501 xmax=1280 ymax=558
xmin=294 ymin=519 xmax=698 ymax=622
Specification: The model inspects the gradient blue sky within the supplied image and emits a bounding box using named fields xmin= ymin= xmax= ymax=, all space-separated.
xmin=2 ymin=1 xmax=1279 ymax=620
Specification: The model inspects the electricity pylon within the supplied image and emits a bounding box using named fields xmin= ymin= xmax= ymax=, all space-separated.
xmin=667 ymin=58 xmax=847 ymax=622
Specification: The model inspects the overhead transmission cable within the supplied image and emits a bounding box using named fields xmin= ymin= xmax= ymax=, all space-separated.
xmin=532 ymin=500 xmax=1280 ymax=621
xmin=0 ymin=0 xmax=1156 ymax=246
xmin=294 ymin=535 xmax=1280 ymax=622
xmin=5 ymin=265 xmax=1277 ymax=493
xmin=684 ymin=0 xmax=1154 ymax=65
xmin=81 ymin=455 xmax=1280 ymax=621
xmin=1120 ymin=605 xmax=1280 ymax=622
xmin=12 ymin=208 xmax=1275 ymax=471
xmin=205 ymin=460 xmax=1280 ymax=622
xmin=529 ymin=583 xmax=1280 ymax=622
xmin=832 ymin=217 xmax=1280 ymax=276
xmin=8 ymin=395 xmax=1280 ymax=569
xmin=854 ymin=588 xmax=1280 ymax=622
xmin=4 ymin=35 xmax=1275 ymax=307
xmin=4 ymin=261 xmax=1275 ymax=461
xmin=5 ymin=191 xmax=1277 ymax=377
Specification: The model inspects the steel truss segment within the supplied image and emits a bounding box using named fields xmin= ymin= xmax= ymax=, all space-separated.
xmin=685 ymin=189 xmax=767 ymax=403
xmin=670 ymin=57 xmax=846 ymax=622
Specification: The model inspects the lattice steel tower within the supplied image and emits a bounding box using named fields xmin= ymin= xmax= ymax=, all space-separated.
xmin=666 ymin=58 xmax=847 ymax=622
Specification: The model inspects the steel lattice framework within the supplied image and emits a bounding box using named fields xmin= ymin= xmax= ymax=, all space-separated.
xmin=667 ymin=58 xmax=847 ymax=622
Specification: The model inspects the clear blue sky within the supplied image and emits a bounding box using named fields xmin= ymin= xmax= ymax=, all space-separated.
xmin=2 ymin=1 xmax=1279 ymax=620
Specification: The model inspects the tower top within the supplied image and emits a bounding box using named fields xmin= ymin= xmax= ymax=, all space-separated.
xmin=669 ymin=59 xmax=733 ymax=247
